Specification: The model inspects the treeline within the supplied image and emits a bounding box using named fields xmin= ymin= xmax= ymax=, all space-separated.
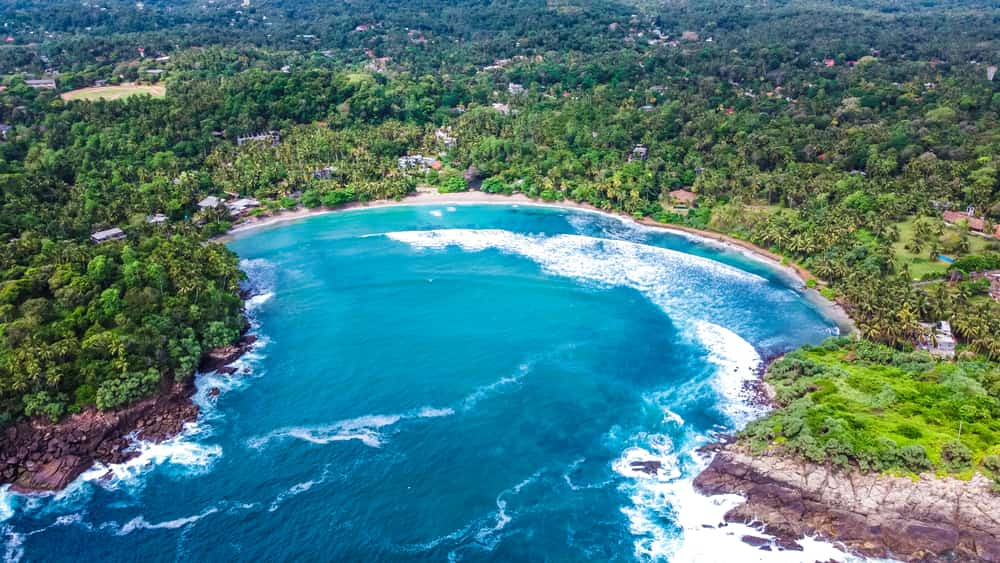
xmin=0 ymin=0 xmax=999 ymax=423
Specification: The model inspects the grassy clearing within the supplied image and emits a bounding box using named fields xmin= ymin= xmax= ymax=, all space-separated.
xmin=892 ymin=218 xmax=997 ymax=280
xmin=60 ymin=83 xmax=166 ymax=102
xmin=743 ymin=338 xmax=1000 ymax=478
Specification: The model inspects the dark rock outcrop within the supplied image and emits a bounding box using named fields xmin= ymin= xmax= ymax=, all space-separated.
xmin=1 ymin=332 xmax=258 ymax=493
xmin=629 ymin=460 xmax=662 ymax=475
xmin=198 ymin=334 xmax=257 ymax=373
xmin=694 ymin=445 xmax=1000 ymax=562
xmin=0 ymin=378 xmax=198 ymax=492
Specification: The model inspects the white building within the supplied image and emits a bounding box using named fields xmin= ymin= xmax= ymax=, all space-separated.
xmin=91 ymin=227 xmax=125 ymax=243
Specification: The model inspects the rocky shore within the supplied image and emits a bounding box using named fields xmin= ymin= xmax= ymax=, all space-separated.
xmin=694 ymin=444 xmax=1000 ymax=562
xmin=0 ymin=333 xmax=258 ymax=493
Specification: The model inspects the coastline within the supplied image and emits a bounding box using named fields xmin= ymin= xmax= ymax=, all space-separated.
xmin=2 ymin=189 xmax=852 ymax=496
xmin=218 ymin=189 xmax=855 ymax=335
xmin=694 ymin=444 xmax=1000 ymax=562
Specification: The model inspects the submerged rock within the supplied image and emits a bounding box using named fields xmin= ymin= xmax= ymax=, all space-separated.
xmin=629 ymin=460 xmax=662 ymax=475
xmin=694 ymin=444 xmax=1000 ymax=562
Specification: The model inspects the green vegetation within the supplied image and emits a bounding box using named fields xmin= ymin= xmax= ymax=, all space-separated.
xmin=891 ymin=218 xmax=993 ymax=280
xmin=0 ymin=0 xmax=999 ymax=431
xmin=744 ymin=338 xmax=1000 ymax=478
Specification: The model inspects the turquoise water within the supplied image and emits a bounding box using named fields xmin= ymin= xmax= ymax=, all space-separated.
xmin=2 ymin=205 xmax=847 ymax=561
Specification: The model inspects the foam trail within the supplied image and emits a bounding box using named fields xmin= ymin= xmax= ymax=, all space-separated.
xmin=113 ymin=507 xmax=218 ymax=536
xmin=269 ymin=465 xmax=334 ymax=512
xmin=461 ymin=362 xmax=531 ymax=411
xmin=249 ymin=405 xmax=454 ymax=450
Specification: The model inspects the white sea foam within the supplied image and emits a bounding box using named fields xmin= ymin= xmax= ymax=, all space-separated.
xmin=2 ymin=525 xmax=23 ymax=563
xmin=0 ymin=488 xmax=15 ymax=523
xmin=693 ymin=320 xmax=765 ymax=427
xmin=79 ymin=424 xmax=222 ymax=489
xmin=429 ymin=209 xmax=444 ymax=217
xmin=614 ymin=322 xmax=881 ymax=562
xmin=417 ymin=406 xmax=456 ymax=418
xmin=249 ymin=405 xmax=454 ymax=450
xmin=444 ymin=471 xmax=541 ymax=561
xmin=613 ymin=437 xmax=871 ymax=562
xmin=113 ymin=507 xmax=218 ymax=536
xmin=384 ymin=229 xmax=767 ymax=324
xmin=446 ymin=206 xmax=457 ymax=212
xmin=269 ymin=465 xmax=333 ymax=512
xmin=461 ymin=363 xmax=532 ymax=411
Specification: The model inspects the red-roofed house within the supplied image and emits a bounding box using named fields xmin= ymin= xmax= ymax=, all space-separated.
xmin=942 ymin=210 xmax=987 ymax=232
xmin=823 ymin=58 xmax=836 ymax=68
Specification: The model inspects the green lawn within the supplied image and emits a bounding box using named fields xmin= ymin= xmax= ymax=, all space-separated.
xmin=61 ymin=83 xmax=166 ymax=102
xmin=893 ymin=218 xmax=997 ymax=280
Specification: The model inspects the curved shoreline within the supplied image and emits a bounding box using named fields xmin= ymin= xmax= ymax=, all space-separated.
xmin=218 ymin=189 xmax=855 ymax=335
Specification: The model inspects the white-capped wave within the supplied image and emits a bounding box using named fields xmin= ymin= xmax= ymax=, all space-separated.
xmin=383 ymin=229 xmax=767 ymax=324
xmin=693 ymin=321 xmax=764 ymax=427
xmin=79 ymin=424 xmax=222 ymax=489
xmin=0 ymin=488 xmax=15 ymax=523
xmin=614 ymin=434 xmax=869 ymax=562
xmin=429 ymin=209 xmax=444 ymax=217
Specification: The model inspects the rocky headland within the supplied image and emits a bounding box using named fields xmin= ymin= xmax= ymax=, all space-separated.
xmin=0 ymin=333 xmax=257 ymax=493
xmin=694 ymin=444 xmax=1000 ymax=562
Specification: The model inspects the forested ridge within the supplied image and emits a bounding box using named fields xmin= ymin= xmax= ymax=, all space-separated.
xmin=0 ymin=0 xmax=999 ymax=478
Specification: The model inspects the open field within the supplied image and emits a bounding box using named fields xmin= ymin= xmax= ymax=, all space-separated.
xmin=893 ymin=218 xmax=997 ymax=280
xmin=60 ymin=83 xmax=165 ymax=102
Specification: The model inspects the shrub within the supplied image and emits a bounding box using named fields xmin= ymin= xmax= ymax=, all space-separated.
xmin=896 ymin=423 xmax=923 ymax=440
xmin=983 ymin=454 xmax=1000 ymax=473
xmin=941 ymin=440 xmax=973 ymax=472
xmin=899 ymin=444 xmax=932 ymax=472
xmin=439 ymin=176 xmax=468 ymax=193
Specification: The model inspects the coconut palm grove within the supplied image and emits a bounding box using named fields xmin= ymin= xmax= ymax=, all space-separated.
xmin=0 ymin=0 xmax=999 ymax=560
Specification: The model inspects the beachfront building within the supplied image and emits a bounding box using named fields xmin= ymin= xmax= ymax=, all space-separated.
xmin=398 ymin=155 xmax=441 ymax=172
xmin=917 ymin=321 xmax=956 ymax=358
xmin=225 ymin=198 xmax=261 ymax=217
xmin=91 ymin=227 xmax=126 ymax=244
xmin=198 ymin=196 xmax=223 ymax=210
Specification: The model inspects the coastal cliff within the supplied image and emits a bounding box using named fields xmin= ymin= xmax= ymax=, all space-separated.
xmin=0 ymin=334 xmax=257 ymax=493
xmin=694 ymin=444 xmax=1000 ymax=562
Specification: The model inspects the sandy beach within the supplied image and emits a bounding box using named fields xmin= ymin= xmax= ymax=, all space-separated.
xmin=220 ymin=188 xmax=856 ymax=334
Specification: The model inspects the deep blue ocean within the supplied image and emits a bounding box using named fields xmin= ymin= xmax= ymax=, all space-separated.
xmin=2 ymin=205 xmax=858 ymax=562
